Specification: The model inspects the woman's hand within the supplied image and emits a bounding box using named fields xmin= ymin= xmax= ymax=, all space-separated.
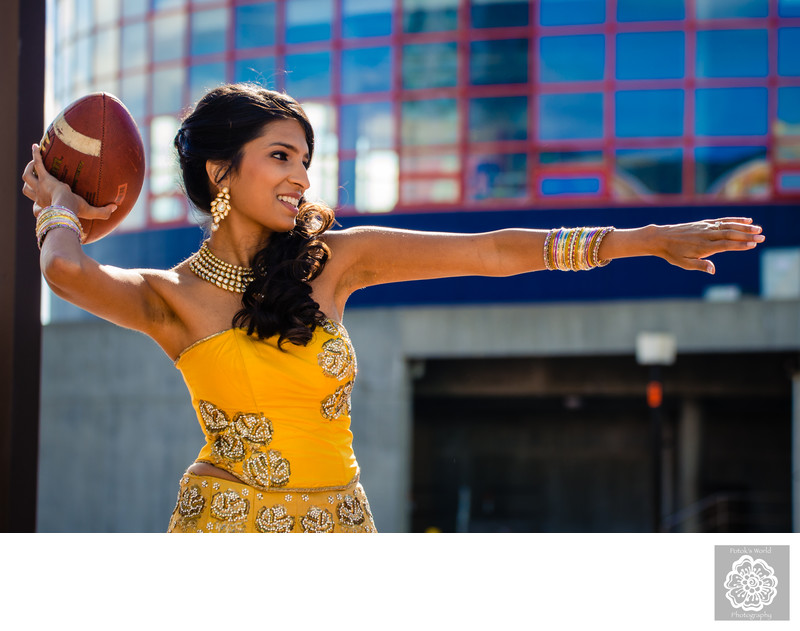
xmin=650 ymin=217 xmax=765 ymax=275
xmin=21 ymin=144 xmax=118 ymax=220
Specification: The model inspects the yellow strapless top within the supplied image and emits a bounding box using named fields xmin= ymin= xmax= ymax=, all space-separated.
xmin=174 ymin=319 xmax=358 ymax=490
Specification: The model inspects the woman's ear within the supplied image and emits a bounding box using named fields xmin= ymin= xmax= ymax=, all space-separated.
xmin=205 ymin=160 xmax=228 ymax=189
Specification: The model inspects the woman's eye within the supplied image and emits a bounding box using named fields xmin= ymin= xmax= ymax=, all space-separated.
xmin=272 ymin=151 xmax=288 ymax=161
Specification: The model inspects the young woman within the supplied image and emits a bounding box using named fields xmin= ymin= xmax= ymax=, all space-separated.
xmin=22 ymin=83 xmax=765 ymax=533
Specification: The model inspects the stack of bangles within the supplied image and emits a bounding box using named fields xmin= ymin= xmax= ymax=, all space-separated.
xmin=543 ymin=226 xmax=615 ymax=271
xmin=35 ymin=205 xmax=85 ymax=250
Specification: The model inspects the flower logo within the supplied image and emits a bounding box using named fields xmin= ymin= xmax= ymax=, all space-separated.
xmin=724 ymin=555 xmax=778 ymax=612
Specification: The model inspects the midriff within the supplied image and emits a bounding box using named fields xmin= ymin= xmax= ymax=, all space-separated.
xmin=186 ymin=461 xmax=244 ymax=483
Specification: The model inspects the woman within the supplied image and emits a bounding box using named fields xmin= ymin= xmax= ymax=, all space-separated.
xmin=22 ymin=83 xmax=765 ymax=533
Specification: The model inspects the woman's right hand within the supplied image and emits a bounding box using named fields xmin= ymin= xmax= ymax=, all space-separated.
xmin=21 ymin=143 xmax=118 ymax=220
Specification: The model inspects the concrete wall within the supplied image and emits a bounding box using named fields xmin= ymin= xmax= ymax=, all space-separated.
xmin=38 ymin=298 xmax=800 ymax=532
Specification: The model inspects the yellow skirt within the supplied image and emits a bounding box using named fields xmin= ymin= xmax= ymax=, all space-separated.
xmin=167 ymin=472 xmax=377 ymax=533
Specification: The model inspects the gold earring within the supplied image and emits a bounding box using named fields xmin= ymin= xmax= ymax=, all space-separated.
xmin=210 ymin=187 xmax=231 ymax=231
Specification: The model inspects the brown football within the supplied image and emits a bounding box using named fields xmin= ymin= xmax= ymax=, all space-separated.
xmin=40 ymin=92 xmax=145 ymax=243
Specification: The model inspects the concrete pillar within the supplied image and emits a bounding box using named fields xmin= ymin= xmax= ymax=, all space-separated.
xmin=793 ymin=374 xmax=800 ymax=533
xmin=678 ymin=399 xmax=702 ymax=532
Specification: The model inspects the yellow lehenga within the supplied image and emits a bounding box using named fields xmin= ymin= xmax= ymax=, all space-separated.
xmin=167 ymin=319 xmax=376 ymax=533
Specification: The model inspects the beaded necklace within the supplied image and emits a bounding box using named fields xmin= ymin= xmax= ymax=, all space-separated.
xmin=189 ymin=241 xmax=256 ymax=293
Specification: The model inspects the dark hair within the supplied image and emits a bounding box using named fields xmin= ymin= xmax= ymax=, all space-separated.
xmin=175 ymin=83 xmax=335 ymax=347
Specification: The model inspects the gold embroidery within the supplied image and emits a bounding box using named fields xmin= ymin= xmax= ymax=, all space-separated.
xmin=178 ymin=485 xmax=205 ymax=519
xmin=210 ymin=490 xmax=250 ymax=522
xmin=317 ymin=337 xmax=355 ymax=381
xmin=233 ymin=412 xmax=273 ymax=444
xmin=199 ymin=400 xmax=229 ymax=432
xmin=301 ymin=506 xmax=335 ymax=533
xmin=320 ymin=381 xmax=353 ymax=420
xmin=242 ymin=449 xmax=291 ymax=488
xmin=336 ymin=494 xmax=365 ymax=526
xmin=255 ymin=505 xmax=295 ymax=533
xmin=213 ymin=434 xmax=246 ymax=461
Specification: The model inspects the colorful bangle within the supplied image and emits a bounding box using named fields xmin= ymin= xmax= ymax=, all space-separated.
xmin=543 ymin=226 xmax=615 ymax=271
xmin=36 ymin=205 xmax=84 ymax=249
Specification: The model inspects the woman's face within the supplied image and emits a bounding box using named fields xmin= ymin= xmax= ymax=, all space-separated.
xmin=223 ymin=118 xmax=311 ymax=236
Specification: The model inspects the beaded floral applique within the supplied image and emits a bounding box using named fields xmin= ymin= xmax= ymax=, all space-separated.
xmin=301 ymin=506 xmax=335 ymax=533
xmin=255 ymin=505 xmax=295 ymax=533
xmin=317 ymin=320 xmax=357 ymax=421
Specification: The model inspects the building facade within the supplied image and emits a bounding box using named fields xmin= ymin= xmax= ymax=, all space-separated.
xmin=39 ymin=0 xmax=800 ymax=532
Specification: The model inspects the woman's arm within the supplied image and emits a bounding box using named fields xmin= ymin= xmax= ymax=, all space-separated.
xmin=325 ymin=218 xmax=765 ymax=296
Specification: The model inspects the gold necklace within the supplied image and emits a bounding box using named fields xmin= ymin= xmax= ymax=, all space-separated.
xmin=189 ymin=241 xmax=255 ymax=293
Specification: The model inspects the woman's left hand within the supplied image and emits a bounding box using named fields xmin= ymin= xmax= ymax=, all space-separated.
xmin=651 ymin=217 xmax=765 ymax=275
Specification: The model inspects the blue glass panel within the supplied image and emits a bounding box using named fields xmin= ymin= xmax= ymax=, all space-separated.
xmin=540 ymin=0 xmax=604 ymax=25
xmin=695 ymin=146 xmax=766 ymax=193
xmin=695 ymin=0 xmax=768 ymax=19
xmin=284 ymin=52 xmax=331 ymax=99
xmin=342 ymin=47 xmax=392 ymax=94
xmin=339 ymin=159 xmax=356 ymax=206
xmin=615 ymin=148 xmax=683 ymax=195
xmin=616 ymin=32 xmax=684 ymax=80
xmin=235 ymin=3 xmax=276 ymax=49
xmin=780 ymin=0 xmax=800 ymax=17
xmin=469 ymin=96 xmax=528 ymax=142
xmin=779 ymin=173 xmax=800 ymax=191
xmin=234 ymin=57 xmax=277 ymax=86
xmin=470 ymin=39 xmax=528 ymax=85
xmin=539 ymin=151 xmax=603 ymax=164
xmin=403 ymin=42 xmax=458 ymax=90
xmin=779 ymin=28 xmax=800 ymax=76
xmin=696 ymin=88 xmax=767 ymax=136
xmin=341 ymin=102 xmax=393 ymax=151
xmin=152 ymin=67 xmax=184 ymax=115
xmin=539 ymin=93 xmax=604 ymax=140
xmin=121 ymin=21 xmax=147 ymax=71
xmin=469 ymin=154 xmax=527 ymax=200
xmin=541 ymin=177 xmax=601 ymax=196
xmin=404 ymin=0 xmax=459 ymax=33
xmin=343 ymin=0 xmax=392 ymax=38
xmin=540 ymin=35 xmax=605 ymax=82
xmin=778 ymin=87 xmax=800 ymax=133
xmin=191 ymin=9 xmax=228 ymax=56
xmin=286 ymin=0 xmax=332 ymax=43
xmin=189 ymin=63 xmax=226 ymax=105
xmin=618 ymin=0 xmax=685 ymax=21
xmin=472 ymin=0 xmax=529 ymax=28
xmin=402 ymin=99 xmax=459 ymax=146
xmin=696 ymin=30 xmax=767 ymax=78
xmin=615 ymin=90 xmax=684 ymax=137
xmin=153 ymin=13 xmax=185 ymax=63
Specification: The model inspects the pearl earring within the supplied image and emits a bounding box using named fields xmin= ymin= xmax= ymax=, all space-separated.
xmin=210 ymin=187 xmax=231 ymax=231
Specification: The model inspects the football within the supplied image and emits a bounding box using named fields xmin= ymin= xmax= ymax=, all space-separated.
xmin=39 ymin=92 xmax=145 ymax=243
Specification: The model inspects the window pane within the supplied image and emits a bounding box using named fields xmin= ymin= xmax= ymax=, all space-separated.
xmin=342 ymin=47 xmax=392 ymax=94
xmin=471 ymin=0 xmax=529 ymax=29
xmin=302 ymin=103 xmax=338 ymax=206
xmin=540 ymin=176 xmax=601 ymax=197
xmin=404 ymin=0 xmax=459 ymax=33
xmin=93 ymin=27 xmax=119 ymax=78
xmin=122 ymin=0 xmax=147 ymax=18
xmin=122 ymin=21 xmax=147 ymax=71
xmin=616 ymin=32 xmax=684 ymax=80
xmin=615 ymin=90 xmax=684 ymax=137
xmin=469 ymin=153 xmax=527 ymax=200
xmin=695 ymin=146 xmax=767 ymax=197
xmin=402 ymin=152 xmax=460 ymax=174
xmin=153 ymin=13 xmax=186 ymax=63
xmin=235 ymin=3 xmax=276 ymax=49
xmin=154 ymin=0 xmax=185 ymax=9
xmin=121 ymin=73 xmax=147 ymax=124
xmin=340 ymin=154 xmax=398 ymax=213
xmin=777 ymin=87 xmax=800 ymax=136
xmin=401 ymin=179 xmax=460 ymax=204
xmin=152 ymin=67 xmax=184 ymax=115
xmin=150 ymin=115 xmax=181 ymax=196
xmin=94 ymin=0 xmax=119 ymax=24
xmin=234 ymin=57 xmax=277 ymax=86
xmin=189 ymin=63 xmax=226 ymax=106
xmin=615 ymin=148 xmax=683 ymax=197
xmin=540 ymin=0 xmax=605 ymax=26
xmin=539 ymin=93 xmax=604 ymax=140
xmin=696 ymin=0 xmax=768 ymax=19
xmin=779 ymin=28 xmax=800 ymax=76
xmin=191 ymin=9 xmax=228 ymax=56
xmin=617 ymin=0 xmax=685 ymax=21
xmin=341 ymin=102 xmax=394 ymax=151
xmin=696 ymin=30 xmax=767 ymax=78
xmin=287 ymin=0 xmax=332 ymax=43
xmin=403 ymin=42 xmax=457 ymax=90
xmin=470 ymin=39 xmax=528 ymax=85
xmin=780 ymin=0 xmax=800 ymax=17
xmin=469 ymin=96 xmax=528 ymax=142
xmin=402 ymin=99 xmax=459 ymax=146
xmin=695 ymin=88 xmax=767 ymax=136
xmin=151 ymin=197 xmax=185 ymax=223
xmin=540 ymin=35 xmax=604 ymax=83
xmin=343 ymin=0 xmax=392 ymax=38
xmin=539 ymin=151 xmax=603 ymax=165
xmin=284 ymin=52 xmax=331 ymax=98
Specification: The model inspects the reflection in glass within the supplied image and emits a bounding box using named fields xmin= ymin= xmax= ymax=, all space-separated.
xmin=284 ymin=52 xmax=331 ymax=98
xmin=122 ymin=22 xmax=147 ymax=71
xmin=695 ymin=146 xmax=768 ymax=198
xmin=153 ymin=13 xmax=186 ymax=63
xmin=778 ymin=28 xmax=800 ymax=76
xmin=340 ymin=151 xmax=399 ymax=213
xmin=236 ymin=2 xmax=276 ymax=49
xmin=615 ymin=148 xmax=683 ymax=198
xmin=617 ymin=0 xmax=685 ymax=22
xmin=403 ymin=0 xmax=459 ymax=33
xmin=471 ymin=0 xmax=529 ymax=28
xmin=539 ymin=93 xmax=603 ymax=140
xmin=540 ymin=35 xmax=605 ymax=83
xmin=471 ymin=39 xmax=528 ymax=85
xmin=341 ymin=102 xmax=394 ymax=151
xmin=780 ymin=0 xmax=800 ymax=17
xmin=150 ymin=115 xmax=181 ymax=196
xmin=777 ymin=87 xmax=800 ymax=136
xmin=152 ymin=67 xmax=184 ymax=115
xmin=235 ymin=57 xmax=277 ymax=87
xmin=342 ymin=47 xmax=392 ymax=94
xmin=540 ymin=151 xmax=603 ymax=165
xmin=189 ymin=63 xmax=226 ymax=106
xmin=344 ymin=0 xmax=392 ymax=38
xmin=468 ymin=154 xmax=527 ymax=200
xmin=401 ymin=179 xmax=460 ymax=204
xmin=124 ymin=180 xmax=148 ymax=231
xmin=540 ymin=0 xmax=605 ymax=26
xmin=469 ymin=96 xmax=528 ymax=143
xmin=616 ymin=32 xmax=684 ymax=80
xmin=402 ymin=99 xmax=459 ymax=146
xmin=191 ymin=9 xmax=229 ymax=57
xmin=401 ymin=153 xmax=460 ymax=174
xmin=695 ymin=88 xmax=767 ymax=136
xmin=122 ymin=0 xmax=148 ymax=18
xmin=696 ymin=30 xmax=768 ymax=78
xmin=286 ymin=0 xmax=333 ymax=43
xmin=615 ymin=90 xmax=684 ymax=138
xmin=695 ymin=0 xmax=768 ymax=19
xmin=540 ymin=177 xmax=601 ymax=197
xmin=301 ymin=103 xmax=338 ymax=207
xmin=402 ymin=43 xmax=458 ymax=90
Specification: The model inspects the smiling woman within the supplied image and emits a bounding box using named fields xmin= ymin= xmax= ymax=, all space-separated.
xmin=20 ymin=82 xmax=766 ymax=533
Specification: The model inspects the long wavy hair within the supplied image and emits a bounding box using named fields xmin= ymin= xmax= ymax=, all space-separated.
xmin=174 ymin=83 xmax=335 ymax=347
